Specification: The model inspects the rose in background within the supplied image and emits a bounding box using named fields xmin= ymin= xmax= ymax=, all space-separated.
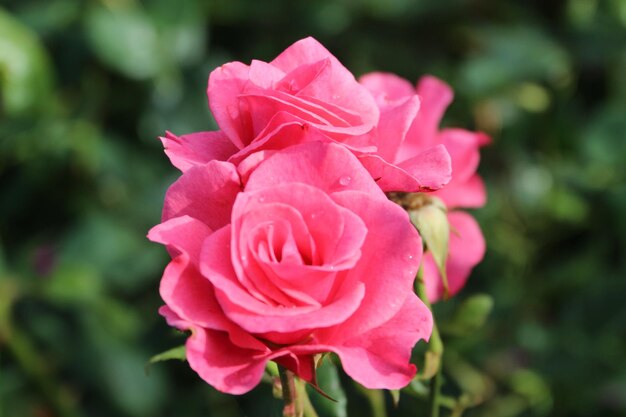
xmin=361 ymin=73 xmax=488 ymax=302
xmin=162 ymin=37 xmax=451 ymax=193
xmin=149 ymin=142 xmax=432 ymax=394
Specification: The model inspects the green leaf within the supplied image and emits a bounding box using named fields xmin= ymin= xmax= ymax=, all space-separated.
xmin=509 ymin=369 xmax=552 ymax=413
xmin=85 ymin=4 xmax=163 ymax=80
xmin=95 ymin=341 xmax=167 ymax=416
xmin=410 ymin=199 xmax=450 ymax=296
xmin=442 ymin=294 xmax=494 ymax=336
xmin=0 ymin=7 xmax=54 ymax=116
xmin=307 ymin=358 xmax=347 ymax=417
xmin=147 ymin=345 xmax=186 ymax=367
xmin=42 ymin=263 xmax=103 ymax=305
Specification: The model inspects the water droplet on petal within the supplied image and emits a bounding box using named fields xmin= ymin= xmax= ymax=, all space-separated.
xmin=258 ymin=196 xmax=266 ymax=203
xmin=407 ymin=254 xmax=414 ymax=260
xmin=339 ymin=176 xmax=352 ymax=186
xmin=332 ymin=94 xmax=340 ymax=100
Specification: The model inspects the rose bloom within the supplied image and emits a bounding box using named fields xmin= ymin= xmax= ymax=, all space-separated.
xmin=149 ymin=142 xmax=432 ymax=393
xmin=161 ymin=37 xmax=451 ymax=192
xmin=360 ymin=73 xmax=488 ymax=302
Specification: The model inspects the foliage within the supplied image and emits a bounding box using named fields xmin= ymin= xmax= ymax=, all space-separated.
xmin=1 ymin=0 xmax=625 ymax=416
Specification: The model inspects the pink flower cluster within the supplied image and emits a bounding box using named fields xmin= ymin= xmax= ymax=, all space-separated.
xmin=149 ymin=37 xmax=487 ymax=394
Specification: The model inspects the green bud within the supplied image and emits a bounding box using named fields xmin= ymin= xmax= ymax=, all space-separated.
xmin=409 ymin=197 xmax=450 ymax=297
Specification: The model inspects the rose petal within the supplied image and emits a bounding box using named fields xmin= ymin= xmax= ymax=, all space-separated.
xmin=359 ymin=144 xmax=452 ymax=192
xmin=246 ymin=141 xmax=385 ymax=198
xmin=241 ymin=88 xmax=375 ymax=138
xmin=186 ymin=326 xmax=270 ymax=394
xmin=359 ymin=72 xmax=416 ymax=106
xmin=148 ymin=217 xmax=229 ymax=330
xmin=229 ymin=113 xmax=328 ymax=165
xmin=404 ymin=75 xmax=454 ymax=150
xmin=207 ymin=61 xmax=252 ymax=148
xmin=327 ymin=293 xmax=432 ymax=389
xmin=161 ymin=131 xmax=238 ymax=172
xmin=376 ymin=95 xmax=420 ymax=162
xmin=433 ymin=174 xmax=487 ymax=209
xmin=270 ymin=37 xmax=379 ymax=131
xmin=423 ymin=211 xmax=486 ymax=302
xmin=327 ymin=190 xmax=422 ymax=334
xmin=233 ymin=186 xmax=368 ymax=305
xmin=201 ymin=226 xmax=367 ymax=334
xmin=162 ymin=160 xmax=241 ymax=231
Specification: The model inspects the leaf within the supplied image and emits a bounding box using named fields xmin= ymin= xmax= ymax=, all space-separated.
xmin=441 ymin=294 xmax=494 ymax=336
xmin=146 ymin=345 xmax=186 ymax=371
xmin=307 ymin=358 xmax=347 ymax=417
xmin=94 ymin=340 xmax=167 ymax=416
xmin=85 ymin=4 xmax=163 ymax=80
xmin=0 ymin=7 xmax=54 ymax=116
xmin=43 ymin=263 xmax=103 ymax=305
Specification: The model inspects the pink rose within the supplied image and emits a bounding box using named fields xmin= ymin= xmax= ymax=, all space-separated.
xmin=160 ymin=37 xmax=451 ymax=192
xmin=360 ymin=73 xmax=488 ymax=301
xmin=149 ymin=142 xmax=432 ymax=393
xmin=162 ymin=37 xmax=379 ymax=170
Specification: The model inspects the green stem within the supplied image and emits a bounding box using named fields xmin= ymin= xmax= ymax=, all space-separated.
xmin=415 ymin=266 xmax=444 ymax=417
xmin=278 ymin=365 xmax=298 ymax=417
xmin=429 ymin=360 xmax=443 ymax=417
xmin=366 ymin=389 xmax=387 ymax=417
xmin=354 ymin=384 xmax=387 ymax=417
xmin=296 ymin=379 xmax=319 ymax=417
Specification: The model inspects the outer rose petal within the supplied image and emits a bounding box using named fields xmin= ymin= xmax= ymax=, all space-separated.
xmin=359 ymin=72 xmax=416 ymax=106
xmin=162 ymin=160 xmax=241 ymax=231
xmin=439 ymin=128 xmax=482 ymax=184
xmin=207 ymin=61 xmax=253 ymax=148
xmin=148 ymin=217 xmax=229 ymax=330
xmin=186 ymin=326 xmax=270 ymax=395
xmin=359 ymin=144 xmax=452 ymax=192
xmin=404 ymin=75 xmax=454 ymax=150
xmin=376 ymin=95 xmax=420 ymax=162
xmin=433 ymin=174 xmax=487 ymax=210
xmin=161 ymin=131 xmax=238 ymax=172
xmin=327 ymin=293 xmax=433 ymax=389
xmin=423 ymin=211 xmax=486 ymax=303
xmin=158 ymin=306 xmax=272 ymax=394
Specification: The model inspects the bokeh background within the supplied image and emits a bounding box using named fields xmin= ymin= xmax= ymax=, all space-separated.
xmin=1 ymin=0 xmax=625 ymax=416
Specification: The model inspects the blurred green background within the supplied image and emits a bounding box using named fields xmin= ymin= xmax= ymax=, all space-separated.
xmin=1 ymin=0 xmax=625 ymax=416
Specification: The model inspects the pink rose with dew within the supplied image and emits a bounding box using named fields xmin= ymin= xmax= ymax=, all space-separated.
xmin=149 ymin=142 xmax=432 ymax=393
xmin=360 ymin=73 xmax=489 ymax=302
xmin=160 ymin=37 xmax=451 ymax=192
